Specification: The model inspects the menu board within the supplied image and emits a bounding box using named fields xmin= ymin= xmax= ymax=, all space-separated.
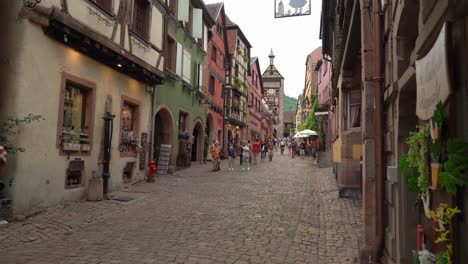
xmin=156 ymin=144 xmax=171 ymax=175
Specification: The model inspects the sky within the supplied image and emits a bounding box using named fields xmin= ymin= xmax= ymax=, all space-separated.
xmin=203 ymin=0 xmax=323 ymax=98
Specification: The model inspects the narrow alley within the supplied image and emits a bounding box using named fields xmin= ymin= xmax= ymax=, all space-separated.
xmin=1 ymin=154 xmax=361 ymax=264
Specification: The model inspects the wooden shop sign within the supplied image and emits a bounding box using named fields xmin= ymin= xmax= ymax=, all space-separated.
xmin=415 ymin=23 xmax=451 ymax=120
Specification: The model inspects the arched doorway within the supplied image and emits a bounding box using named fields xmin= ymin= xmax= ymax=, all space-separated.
xmin=191 ymin=121 xmax=204 ymax=162
xmin=154 ymin=107 xmax=174 ymax=163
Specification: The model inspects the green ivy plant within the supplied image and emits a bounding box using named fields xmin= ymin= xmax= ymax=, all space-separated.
xmin=400 ymin=154 xmax=422 ymax=193
xmin=242 ymin=82 xmax=250 ymax=93
xmin=234 ymin=77 xmax=243 ymax=89
xmin=434 ymin=101 xmax=444 ymax=129
xmin=0 ymin=114 xmax=44 ymax=188
xmin=0 ymin=114 xmax=44 ymax=155
xmin=236 ymin=47 xmax=243 ymax=56
xmin=401 ymin=125 xmax=430 ymax=193
xmin=431 ymin=140 xmax=442 ymax=163
xmin=439 ymin=139 xmax=468 ymax=195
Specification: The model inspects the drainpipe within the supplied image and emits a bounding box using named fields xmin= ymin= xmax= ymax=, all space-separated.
xmin=372 ymin=0 xmax=384 ymax=260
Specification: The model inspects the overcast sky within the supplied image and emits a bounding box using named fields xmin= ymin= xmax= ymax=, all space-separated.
xmin=203 ymin=0 xmax=322 ymax=98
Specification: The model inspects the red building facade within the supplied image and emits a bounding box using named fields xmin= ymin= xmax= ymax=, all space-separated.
xmin=247 ymin=57 xmax=264 ymax=141
xmin=205 ymin=3 xmax=228 ymax=153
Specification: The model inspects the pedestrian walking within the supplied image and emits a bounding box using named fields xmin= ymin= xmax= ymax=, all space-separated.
xmin=261 ymin=141 xmax=267 ymax=161
xmin=211 ymin=140 xmax=220 ymax=171
xmin=300 ymin=140 xmax=306 ymax=160
xmin=268 ymin=138 xmax=275 ymax=161
xmin=237 ymin=143 xmax=243 ymax=165
xmin=227 ymin=142 xmax=236 ymax=171
xmin=291 ymin=140 xmax=297 ymax=158
xmin=241 ymin=142 xmax=251 ymax=171
xmin=252 ymin=139 xmax=261 ymax=165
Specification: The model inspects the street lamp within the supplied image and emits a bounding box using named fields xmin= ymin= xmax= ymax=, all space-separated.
xmin=23 ymin=0 xmax=42 ymax=8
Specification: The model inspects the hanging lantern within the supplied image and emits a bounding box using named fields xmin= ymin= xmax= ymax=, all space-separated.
xmin=23 ymin=0 xmax=42 ymax=8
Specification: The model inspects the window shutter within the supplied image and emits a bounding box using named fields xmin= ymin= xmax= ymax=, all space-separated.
xmin=192 ymin=8 xmax=203 ymax=39
xmin=198 ymin=64 xmax=204 ymax=91
xmin=178 ymin=0 xmax=189 ymax=22
xmin=176 ymin=43 xmax=183 ymax=76
xmin=203 ymin=25 xmax=208 ymax=52
xmin=182 ymin=49 xmax=191 ymax=83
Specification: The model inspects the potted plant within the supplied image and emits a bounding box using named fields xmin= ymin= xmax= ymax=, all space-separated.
xmin=431 ymin=101 xmax=444 ymax=140
xmin=439 ymin=139 xmax=468 ymax=195
xmin=430 ymin=140 xmax=442 ymax=189
xmin=236 ymin=47 xmax=243 ymax=56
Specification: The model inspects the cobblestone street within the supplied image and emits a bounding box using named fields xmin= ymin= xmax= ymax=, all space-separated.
xmin=0 ymin=154 xmax=362 ymax=264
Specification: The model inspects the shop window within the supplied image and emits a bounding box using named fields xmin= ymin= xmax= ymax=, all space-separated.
xmin=59 ymin=75 xmax=95 ymax=154
xmin=209 ymin=75 xmax=215 ymax=95
xmin=89 ymin=0 xmax=113 ymax=14
xmin=132 ymin=0 xmax=150 ymax=40
xmin=120 ymin=98 xmax=140 ymax=155
xmin=179 ymin=111 xmax=188 ymax=132
xmin=211 ymin=45 xmax=217 ymax=62
xmin=166 ymin=36 xmax=177 ymax=72
xmin=346 ymin=90 xmax=361 ymax=129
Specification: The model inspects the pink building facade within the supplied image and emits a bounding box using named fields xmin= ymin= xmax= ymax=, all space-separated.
xmin=315 ymin=58 xmax=333 ymax=151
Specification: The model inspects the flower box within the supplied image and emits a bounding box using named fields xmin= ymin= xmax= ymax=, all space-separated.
xmin=81 ymin=144 xmax=91 ymax=152
xmin=63 ymin=143 xmax=81 ymax=151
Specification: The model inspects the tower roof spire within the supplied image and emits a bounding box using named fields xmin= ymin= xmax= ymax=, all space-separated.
xmin=269 ymin=49 xmax=275 ymax=66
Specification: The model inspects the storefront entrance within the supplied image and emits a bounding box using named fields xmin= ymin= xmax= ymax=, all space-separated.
xmin=154 ymin=108 xmax=174 ymax=163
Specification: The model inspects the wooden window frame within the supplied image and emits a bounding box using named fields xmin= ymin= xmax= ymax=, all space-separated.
xmin=179 ymin=111 xmax=189 ymax=132
xmin=209 ymin=75 xmax=215 ymax=95
xmin=211 ymin=45 xmax=217 ymax=62
xmin=119 ymin=96 xmax=140 ymax=158
xmin=56 ymin=72 xmax=96 ymax=156
xmin=169 ymin=0 xmax=178 ymax=18
xmin=166 ymin=35 xmax=177 ymax=73
xmin=131 ymin=0 xmax=151 ymax=41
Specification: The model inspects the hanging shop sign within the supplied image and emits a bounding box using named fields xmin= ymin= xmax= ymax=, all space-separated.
xmin=415 ymin=23 xmax=451 ymax=120
xmin=275 ymin=0 xmax=311 ymax=18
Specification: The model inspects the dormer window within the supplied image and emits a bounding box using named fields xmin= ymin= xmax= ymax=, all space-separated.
xmin=132 ymin=0 xmax=150 ymax=40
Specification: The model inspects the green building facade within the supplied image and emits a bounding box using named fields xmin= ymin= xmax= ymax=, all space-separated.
xmin=153 ymin=0 xmax=214 ymax=169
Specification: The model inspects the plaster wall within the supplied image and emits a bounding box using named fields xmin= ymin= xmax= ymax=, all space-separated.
xmin=154 ymin=19 xmax=207 ymax=165
xmin=0 ymin=17 xmax=151 ymax=215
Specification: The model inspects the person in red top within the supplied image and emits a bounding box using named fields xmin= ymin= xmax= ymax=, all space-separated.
xmin=211 ymin=140 xmax=220 ymax=172
xmin=252 ymin=138 xmax=261 ymax=165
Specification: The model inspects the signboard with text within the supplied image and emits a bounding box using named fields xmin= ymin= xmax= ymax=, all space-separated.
xmin=275 ymin=0 xmax=311 ymax=18
xmin=415 ymin=23 xmax=451 ymax=120
xmin=156 ymin=144 xmax=172 ymax=175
